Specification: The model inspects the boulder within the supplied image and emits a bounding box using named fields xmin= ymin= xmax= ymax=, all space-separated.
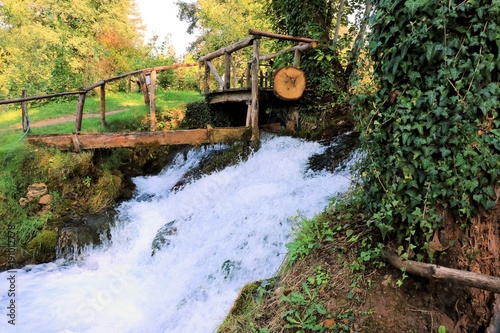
xmin=151 ymin=221 xmax=177 ymax=256
xmin=27 ymin=183 xmax=48 ymax=202
xmin=38 ymin=194 xmax=53 ymax=205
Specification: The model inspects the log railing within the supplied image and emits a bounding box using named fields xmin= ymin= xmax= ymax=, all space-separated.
xmin=0 ymin=63 xmax=200 ymax=132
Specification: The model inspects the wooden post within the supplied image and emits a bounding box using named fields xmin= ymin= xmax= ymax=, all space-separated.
xmin=224 ymin=52 xmax=231 ymax=90
xmin=294 ymin=48 xmax=301 ymax=67
xmin=204 ymin=62 xmax=210 ymax=93
xmin=140 ymin=72 xmax=150 ymax=105
xmin=75 ymin=93 xmax=86 ymax=132
xmin=250 ymin=38 xmax=260 ymax=147
xmin=149 ymin=69 xmax=157 ymax=131
xmin=246 ymin=63 xmax=251 ymax=88
xmin=100 ymin=83 xmax=106 ymax=127
xmin=127 ymin=76 xmax=131 ymax=93
xmin=21 ymin=90 xmax=28 ymax=132
xmin=232 ymin=61 xmax=237 ymax=88
xmin=246 ymin=101 xmax=251 ymax=127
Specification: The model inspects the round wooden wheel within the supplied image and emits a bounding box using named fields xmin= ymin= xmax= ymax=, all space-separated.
xmin=273 ymin=66 xmax=306 ymax=101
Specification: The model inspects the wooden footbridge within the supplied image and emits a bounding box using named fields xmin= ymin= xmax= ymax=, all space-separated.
xmin=1 ymin=29 xmax=317 ymax=151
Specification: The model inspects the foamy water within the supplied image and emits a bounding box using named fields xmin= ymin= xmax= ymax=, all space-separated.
xmin=0 ymin=135 xmax=352 ymax=333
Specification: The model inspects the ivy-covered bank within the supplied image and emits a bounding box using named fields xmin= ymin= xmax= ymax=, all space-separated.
xmin=218 ymin=1 xmax=500 ymax=332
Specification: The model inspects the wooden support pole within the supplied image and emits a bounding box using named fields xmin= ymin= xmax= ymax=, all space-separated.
xmin=232 ymin=61 xmax=237 ymax=89
xmin=250 ymin=38 xmax=261 ymax=147
xmin=294 ymin=48 xmax=302 ymax=67
xmin=127 ymin=76 xmax=131 ymax=93
xmin=224 ymin=52 xmax=231 ymax=90
xmin=149 ymin=69 xmax=157 ymax=131
xmin=75 ymin=93 xmax=86 ymax=132
xmin=100 ymin=83 xmax=106 ymax=127
xmin=246 ymin=63 xmax=251 ymax=88
xmin=140 ymin=72 xmax=150 ymax=105
xmin=21 ymin=90 xmax=28 ymax=132
xmin=206 ymin=61 xmax=224 ymax=90
xmin=204 ymin=62 xmax=210 ymax=93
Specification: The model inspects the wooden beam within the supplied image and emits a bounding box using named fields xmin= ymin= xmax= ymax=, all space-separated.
xmin=249 ymin=29 xmax=317 ymax=44
xmin=84 ymin=80 xmax=105 ymax=92
xmin=149 ymin=69 xmax=157 ymax=131
xmin=206 ymin=61 xmax=224 ymax=90
xmin=27 ymin=127 xmax=251 ymax=150
xmin=204 ymin=63 xmax=210 ymax=93
xmin=152 ymin=62 xmax=201 ymax=72
xmin=199 ymin=36 xmax=254 ymax=62
xmin=382 ymin=250 xmax=500 ymax=294
xmin=140 ymin=72 xmax=150 ymax=105
xmin=100 ymin=84 xmax=106 ymax=127
xmin=208 ymin=91 xmax=251 ymax=104
xmin=250 ymin=38 xmax=260 ymax=145
xmin=224 ymin=52 xmax=231 ymax=90
xmin=21 ymin=90 xmax=28 ymax=132
xmin=0 ymin=91 xmax=85 ymax=105
xmin=75 ymin=93 xmax=86 ymax=132
xmin=258 ymin=43 xmax=317 ymax=62
xmin=294 ymin=48 xmax=302 ymax=67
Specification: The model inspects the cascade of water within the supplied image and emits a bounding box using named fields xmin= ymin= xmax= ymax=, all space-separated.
xmin=0 ymin=135 xmax=353 ymax=333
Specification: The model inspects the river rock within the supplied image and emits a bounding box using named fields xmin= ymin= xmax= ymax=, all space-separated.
xmin=38 ymin=194 xmax=53 ymax=205
xmin=27 ymin=183 xmax=48 ymax=202
xmin=56 ymin=211 xmax=114 ymax=261
xmin=151 ymin=221 xmax=177 ymax=256
xmin=19 ymin=197 xmax=29 ymax=206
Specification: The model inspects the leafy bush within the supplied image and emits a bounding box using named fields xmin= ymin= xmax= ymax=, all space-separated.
xmin=356 ymin=0 xmax=500 ymax=252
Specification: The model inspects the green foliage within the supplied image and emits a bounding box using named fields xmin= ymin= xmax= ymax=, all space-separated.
xmin=180 ymin=100 xmax=233 ymax=129
xmin=0 ymin=0 xmax=146 ymax=98
xmin=286 ymin=214 xmax=336 ymax=265
xmin=266 ymin=0 xmax=360 ymax=44
xmin=176 ymin=0 xmax=271 ymax=57
xmin=356 ymin=0 xmax=500 ymax=253
xmin=281 ymin=281 xmax=327 ymax=332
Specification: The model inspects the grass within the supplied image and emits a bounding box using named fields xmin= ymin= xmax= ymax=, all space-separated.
xmin=0 ymin=90 xmax=203 ymax=147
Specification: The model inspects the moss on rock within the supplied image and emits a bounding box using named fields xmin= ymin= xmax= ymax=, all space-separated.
xmin=26 ymin=230 xmax=58 ymax=262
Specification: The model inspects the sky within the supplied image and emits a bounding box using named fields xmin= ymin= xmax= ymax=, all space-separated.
xmin=135 ymin=0 xmax=196 ymax=58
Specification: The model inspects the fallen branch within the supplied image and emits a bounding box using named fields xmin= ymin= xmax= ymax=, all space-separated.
xmin=382 ymin=250 xmax=500 ymax=294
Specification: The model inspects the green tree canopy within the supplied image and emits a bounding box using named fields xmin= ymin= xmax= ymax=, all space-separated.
xmin=0 ymin=0 xmax=146 ymax=98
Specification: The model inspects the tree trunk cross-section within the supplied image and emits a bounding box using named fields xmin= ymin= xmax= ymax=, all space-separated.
xmin=273 ymin=66 xmax=306 ymax=101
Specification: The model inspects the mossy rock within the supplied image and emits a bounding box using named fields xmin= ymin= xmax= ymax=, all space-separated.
xmin=26 ymin=230 xmax=58 ymax=262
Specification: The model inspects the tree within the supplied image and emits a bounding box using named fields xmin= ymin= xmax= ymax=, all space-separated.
xmin=0 ymin=0 xmax=145 ymax=98
xmin=176 ymin=0 xmax=271 ymax=57
xmin=266 ymin=0 xmax=372 ymax=110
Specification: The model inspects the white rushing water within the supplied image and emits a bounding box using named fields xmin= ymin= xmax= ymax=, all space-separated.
xmin=1 ymin=135 xmax=352 ymax=333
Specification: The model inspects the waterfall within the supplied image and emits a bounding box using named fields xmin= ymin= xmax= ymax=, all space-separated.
xmin=0 ymin=135 xmax=353 ymax=333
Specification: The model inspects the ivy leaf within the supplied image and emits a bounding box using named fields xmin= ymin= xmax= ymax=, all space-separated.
xmin=404 ymin=0 xmax=429 ymax=15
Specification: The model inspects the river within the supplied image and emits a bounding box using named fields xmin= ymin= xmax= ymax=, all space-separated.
xmin=0 ymin=134 xmax=353 ymax=333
